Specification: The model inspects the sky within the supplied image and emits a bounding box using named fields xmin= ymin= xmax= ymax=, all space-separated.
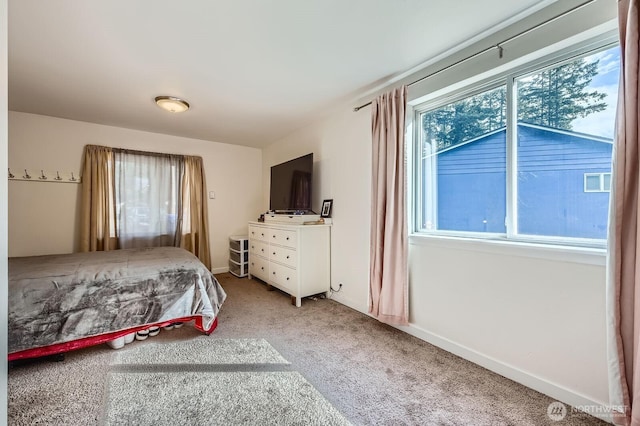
xmin=571 ymin=45 xmax=620 ymax=139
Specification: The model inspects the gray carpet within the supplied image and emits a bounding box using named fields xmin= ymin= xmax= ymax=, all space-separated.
xmin=112 ymin=338 xmax=289 ymax=365
xmin=104 ymin=339 xmax=349 ymax=425
xmin=8 ymin=273 xmax=608 ymax=425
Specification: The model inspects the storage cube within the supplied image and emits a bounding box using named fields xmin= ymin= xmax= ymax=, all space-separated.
xmin=229 ymin=235 xmax=249 ymax=278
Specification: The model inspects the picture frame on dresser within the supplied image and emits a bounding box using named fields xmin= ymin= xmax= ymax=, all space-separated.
xmin=320 ymin=199 xmax=333 ymax=218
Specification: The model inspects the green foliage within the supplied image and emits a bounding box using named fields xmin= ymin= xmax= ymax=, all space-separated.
xmin=517 ymin=60 xmax=606 ymax=129
xmin=422 ymin=58 xmax=607 ymax=154
xmin=423 ymin=87 xmax=507 ymax=152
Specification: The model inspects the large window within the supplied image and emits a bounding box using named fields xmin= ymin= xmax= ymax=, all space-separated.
xmin=414 ymin=43 xmax=620 ymax=245
xmin=114 ymin=151 xmax=183 ymax=248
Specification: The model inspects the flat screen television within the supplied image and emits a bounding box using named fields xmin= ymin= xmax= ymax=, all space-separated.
xmin=269 ymin=153 xmax=313 ymax=213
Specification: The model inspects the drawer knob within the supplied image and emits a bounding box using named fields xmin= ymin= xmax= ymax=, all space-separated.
xmin=261 ymin=233 xmax=264 ymax=236
xmin=273 ymin=252 xmax=276 ymax=255
xmin=286 ymin=277 xmax=290 ymax=281
xmin=286 ymin=237 xmax=290 ymax=240
xmin=273 ymin=271 xmax=276 ymax=275
xmin=261 ymin=266 xmax=264 ymax=270
xmin=286 ymin=255 xmax=290 ymax=259
xmin=273 ymin=235 xmax=276 ymax=238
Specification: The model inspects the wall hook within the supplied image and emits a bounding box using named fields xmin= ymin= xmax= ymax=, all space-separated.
xmin=69 ymin=172 xmax=77 ymax=182
xmin=23 ymin=169 xmax=31 ymax=179
xmin=39 ymin=170 xmax=48 ymax=180
xmin=8 ymin=168 xmax=14 ymax=179
xmin=55 ymin=171 xmax=62 ymax=181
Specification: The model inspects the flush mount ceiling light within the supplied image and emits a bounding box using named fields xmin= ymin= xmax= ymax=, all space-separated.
xmin=154 ymin=96 xmax=190 ymax=113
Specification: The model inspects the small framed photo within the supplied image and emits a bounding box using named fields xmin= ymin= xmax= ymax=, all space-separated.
xmin=320 ymin=199 xmax=333 ymax=218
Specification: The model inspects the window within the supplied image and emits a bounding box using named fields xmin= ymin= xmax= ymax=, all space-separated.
xmin=413 ymin=42 xmax=620 ymax=245
xmin=420 ymin=85 xmax=507 ymax=233
xmin=114 ymin=151 xmax=183 ymax=248
xmin=584 ymin=173 xmax=611 ymax=192
xmin=81 ymin=145 xmax=211 ymax=267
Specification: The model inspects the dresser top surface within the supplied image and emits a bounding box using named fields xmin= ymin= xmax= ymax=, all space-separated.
xmin=249 ymin=221 xmax=331 ymax=229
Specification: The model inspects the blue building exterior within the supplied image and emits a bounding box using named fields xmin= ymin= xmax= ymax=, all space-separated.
xmin=430 ymin=123 xmax=612 ymax=239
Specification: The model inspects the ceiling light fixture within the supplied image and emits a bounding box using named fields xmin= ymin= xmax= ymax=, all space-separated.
xmin=154 ymin=96 xmax=190 ymax=113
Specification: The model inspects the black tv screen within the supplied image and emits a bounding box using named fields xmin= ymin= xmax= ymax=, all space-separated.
xmin=270 ymin=153 xmax=313 ymax=213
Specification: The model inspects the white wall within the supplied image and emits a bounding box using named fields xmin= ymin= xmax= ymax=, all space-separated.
xmin=8 ymin=112 xmax=263 ymax=273
xmin=261 ymin=107 xmax=372 ymax=311
xmin=406 ymin=239 xmax=608 ymax=407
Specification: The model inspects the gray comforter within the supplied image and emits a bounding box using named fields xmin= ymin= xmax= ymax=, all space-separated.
xmin=8 ymin=247 xmax=227 ymax=355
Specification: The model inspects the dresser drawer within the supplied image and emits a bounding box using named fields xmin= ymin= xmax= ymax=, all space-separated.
xmin=269 ymin=262 xmax=297 ymax=293
xmin=249 ymin=240 xmax=269 ymax=258
xmin=249 ymin=225 xmax=269 ymax=242
xmin=269 ymin=246 xmax=296 ymax=268
xmin=270 ymin=228 xmax=297 ymax=248
xmin=249 ymin=255 xmax=269 ymax=281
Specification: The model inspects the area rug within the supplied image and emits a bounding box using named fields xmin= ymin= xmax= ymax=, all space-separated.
xmin=103 ymin=338 xmax=350 ymax=425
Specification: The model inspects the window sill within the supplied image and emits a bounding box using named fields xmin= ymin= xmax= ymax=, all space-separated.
xmin=409 ymin=234 xmax=606 ymax=266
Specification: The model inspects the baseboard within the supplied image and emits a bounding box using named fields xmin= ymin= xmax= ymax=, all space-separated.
xmin=328 ymin=296 xmax=612 ymax=424
xmin=211 ymin=266 xmax=228 ymax=275
xmin=328 ymin=293 xmax=368 ymax=314
xmin=396 ymin=323 xmax=613 ymax=424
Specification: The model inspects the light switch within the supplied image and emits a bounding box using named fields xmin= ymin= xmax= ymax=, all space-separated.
xmin=209 ymin=191 xmax=215 ymax=199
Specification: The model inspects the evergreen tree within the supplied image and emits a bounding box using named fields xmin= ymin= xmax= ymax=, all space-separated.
xmin=517 ymin=60 xmax=606 ymax=128
xmin=423 ymin=87 xmax=506 ymax=153
xmin=422 ymin=58 xmax=607 ymax=154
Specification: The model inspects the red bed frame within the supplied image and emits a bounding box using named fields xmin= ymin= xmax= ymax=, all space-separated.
xmin=8 ymin=316 xmax=218 ymax=362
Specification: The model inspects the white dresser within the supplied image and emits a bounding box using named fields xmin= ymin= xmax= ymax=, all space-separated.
xmin=248 ymin=219 xmax=331 ymax=307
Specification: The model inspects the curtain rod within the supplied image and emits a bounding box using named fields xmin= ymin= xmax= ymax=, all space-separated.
xmin=113 ymin=147 xmax=184 ymax=159
xmin=352 ymin=0 xmax=597 ymax=112
xmin=100 ymin=145 xmax=202 ymax=161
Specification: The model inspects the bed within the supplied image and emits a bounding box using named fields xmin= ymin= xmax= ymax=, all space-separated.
xmin=8 ymin=246 xmax=227 ymax=361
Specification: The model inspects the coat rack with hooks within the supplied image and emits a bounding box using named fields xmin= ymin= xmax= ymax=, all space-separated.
xmin=8 ymin=168 xmax=81 ymax=184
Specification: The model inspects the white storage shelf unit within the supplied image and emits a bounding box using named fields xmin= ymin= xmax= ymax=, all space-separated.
xmin=229 ymin=236 xmax=249 ymax=278
xmin=248 ymin=221 xmax=331 ymax=307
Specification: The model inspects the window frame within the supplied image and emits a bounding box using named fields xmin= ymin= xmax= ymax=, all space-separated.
xmin=584 ymin=172 xmax=612 ymax=192
xmin=410 ymin=33 xmax=619 ymax=250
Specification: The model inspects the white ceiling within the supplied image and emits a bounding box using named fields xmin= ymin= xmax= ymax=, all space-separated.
xmin=8 ymin=0 xmax=549 ymax=149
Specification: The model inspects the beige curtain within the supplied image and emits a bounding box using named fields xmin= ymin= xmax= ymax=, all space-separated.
xmin=607 ymin=0 xmax=639 ymax=424
xmin=180 ymin=156 xmax=211 ymax=270
xmin=369 ymin=86 xmax=409 ymax=325
xmin=79 ymin=145 xmax=117 ymax=251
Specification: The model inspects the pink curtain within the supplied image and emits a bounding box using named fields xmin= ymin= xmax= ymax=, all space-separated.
xmin=369 ymin=86 xmax=409 ymax=325
xmin=607 ymin=0 xmax=639 ymax=424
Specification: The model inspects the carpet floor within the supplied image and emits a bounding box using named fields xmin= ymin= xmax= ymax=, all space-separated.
xmin=8 ymin=273 xmax=608 ymax=425
xmin=105 ymin=339 xmax=349 ymax=425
